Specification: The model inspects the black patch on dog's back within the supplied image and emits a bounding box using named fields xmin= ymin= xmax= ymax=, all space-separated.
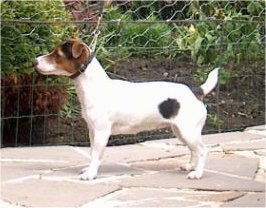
xmin=158 ymin=98 xmax=180 ymax=119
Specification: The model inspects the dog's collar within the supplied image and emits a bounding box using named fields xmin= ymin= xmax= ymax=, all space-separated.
xmin=70 ymin=53 xmax=95 ymax=79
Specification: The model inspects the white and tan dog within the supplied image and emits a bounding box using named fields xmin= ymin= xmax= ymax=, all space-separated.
xmin=34 ymin=37 xmax=219 ymax=180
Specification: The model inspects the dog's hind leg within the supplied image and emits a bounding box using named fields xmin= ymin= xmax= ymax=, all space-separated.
xmin=79 ymin=129 xmax=110 ymax=180
xmin=171 ymin=124 xmax=208 ymax=179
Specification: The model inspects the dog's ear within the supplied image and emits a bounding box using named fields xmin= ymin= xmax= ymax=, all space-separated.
xmin=72 ymin=42 xmax=84 ymax=58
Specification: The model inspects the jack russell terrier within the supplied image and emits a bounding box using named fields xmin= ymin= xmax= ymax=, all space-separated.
xmin=34 ymin=37 xmax=219 ymax=180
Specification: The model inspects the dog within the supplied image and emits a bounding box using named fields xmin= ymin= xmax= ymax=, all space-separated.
xmin=34 ymin=37 xmax=219 ymax=180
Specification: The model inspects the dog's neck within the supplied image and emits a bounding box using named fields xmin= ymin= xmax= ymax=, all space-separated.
xmin=72 ymin=57 xmax=110 ymax=108
xmin=72 ymin=57 xmax=109 ymax=84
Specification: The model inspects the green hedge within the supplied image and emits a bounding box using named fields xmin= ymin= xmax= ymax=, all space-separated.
xmin=1 ymin=0 xmax=76 ymax=75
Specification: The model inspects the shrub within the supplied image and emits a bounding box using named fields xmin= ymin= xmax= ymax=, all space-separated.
xmin=1 ymin=0 xmax=76 ymax=75
xmin=1 ymin=0 xmax=75 ymax=146
xmin=174 ymin=1 xmax=264 ymax=66
xmin=94 ymin=5 xmax=172 ymax=59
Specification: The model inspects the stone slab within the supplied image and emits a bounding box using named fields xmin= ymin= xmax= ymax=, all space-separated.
xmin=245 ymin=125 xmax=266 ymax=137
xmin=1 ymin=127 xmax=265 ymax=208
xmin=82 ymin=188 xmax=198 ymax=207
xmin=1 ymin=146 xmax=88 ymax=164
xmin=0 ymin=146 xmax=89 ymax=182
xmin=1 ymin=163 xmax=37 ymax=182
xmin=141 ymin=138 xmax=184 ymax=146
xmin=118 ymin=171 xmax=265 ymax=192
xmin=139 ymin=131 xmax=264 ymax=150
xmin=1 ymin=160 xmax=71 ymax=182
xmin=202 ymin=132 xmax=263 ymax=145
xmin=130 ymin=157 xmax=187 ymax=171
xmin=80 ymin=143 xmax=188 ymax=164
xmin=223 ymin=139 xmax=266 ymax=151
xmin=130 ymin=152 xmax=259 ymax=179
xmin=206 ymin=152 xmax=259 ymax=178
xmin=43 ymin=163 xmax=143 ymax=179
xmin=84 ymin=188 xmax=244 ymax=208
xmin=245 ymin=125 xmax=266 ymax=131
xmin=1 ymin=179 xmax=119 ymax=207
xmin=222 ymin=193 xmax=265 ymax=207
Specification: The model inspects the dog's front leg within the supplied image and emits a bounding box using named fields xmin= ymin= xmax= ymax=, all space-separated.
xmin=79 ymin=129 xmax=110 ymax=180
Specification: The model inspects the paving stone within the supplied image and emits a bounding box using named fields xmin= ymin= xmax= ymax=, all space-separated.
xmin=245 ymin=125 xmax=266 ymax=137
xmin=1 ymin=146 xmax=87 ymax=164
xmin=206 ymin=152 xmax=259 ymax=178
xmin=1 ymin=160 xmax=71 ymax=182
xmin=141 ymin=138 xmax=184 ymax=146
xmin=118 ymin=170 xmax=265 ymax=192
xmin=99 ymin=163 xmax=144 ymax=177
xmin=222 ymin=193 xmax=265 ymax=207
xmin=84 ymin=188 xmax=244 ymax=208
xmin=130 ymin=157 xmax=187 ymax=171
xmin=255 ymin=168 xmax=266 ymax=183
xmin=186 ymin=190 xmax=244 ymax=203
xmin=0 ymin=146 xmax=88 ymax=182
xmin=202 ymin=132 xmax=263 ymax=145
xmin=83 ymin=187 xmax=199 ymax=207
xmin=1 ymin=163 xmax=36 ymax=182
xmin=79 ymin=143 xmax=188 ymax=164
xmin=1 ymin=179 xmax=119 ymax=207
xmin=223 ymin=139 xmax=266 ymax=151
xmin=43 ymin=163 xmax=143 ymax=179
xmin=1 ymin=128 xmax=265 ymax=208
xmin=131 ymin=152 xmax=259 ymax=179
xmin=245 ymin=125 xmax=266 ymax=131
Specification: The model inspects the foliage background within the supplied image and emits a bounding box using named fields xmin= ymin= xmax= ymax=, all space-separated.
xmin=1 ymin=0 xmax=76 ymax=75
xmin=1 ymin=1 xmax=264 ymax=75
xmin=1 ymin=0 xmax=265 ymax=146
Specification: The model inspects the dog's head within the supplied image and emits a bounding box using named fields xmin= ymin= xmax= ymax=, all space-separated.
xmin=33 ymin=37 xmax=92 ymax=77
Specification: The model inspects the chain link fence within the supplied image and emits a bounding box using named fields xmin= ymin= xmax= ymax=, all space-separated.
xmin=1 ymin=1 xmax=265 ymax=147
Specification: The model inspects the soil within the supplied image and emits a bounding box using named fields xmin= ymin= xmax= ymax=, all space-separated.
xmin=2 ymin=56 xmax=265 ymax=147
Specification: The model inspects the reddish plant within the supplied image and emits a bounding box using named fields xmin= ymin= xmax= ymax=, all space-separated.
xmin=1 ymin=74 xmax=67 ymax=146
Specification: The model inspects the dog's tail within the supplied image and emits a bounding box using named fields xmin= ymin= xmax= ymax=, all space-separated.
xmin=194 ymin=67 xmax=220 ymax=100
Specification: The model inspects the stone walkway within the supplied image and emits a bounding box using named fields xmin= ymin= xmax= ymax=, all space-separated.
xmin=1 ymin=125 xmax=265 ymax=207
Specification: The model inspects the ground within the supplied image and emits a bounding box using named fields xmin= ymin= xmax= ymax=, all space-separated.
xmin=1 ymin=126 xmax=265 ymax=207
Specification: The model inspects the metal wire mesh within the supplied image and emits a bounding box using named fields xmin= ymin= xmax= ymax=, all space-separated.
xmin=1 ymin=0 xmax=265 ymax=147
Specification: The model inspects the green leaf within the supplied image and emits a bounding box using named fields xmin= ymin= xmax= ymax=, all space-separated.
xmin=194 ymin=36 xmax=204 ymax=55
xmin=247 ymin=1 xmax=263 ymax=15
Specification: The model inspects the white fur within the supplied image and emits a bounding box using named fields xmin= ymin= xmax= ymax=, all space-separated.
xmin=35 ymin=48 xmax=219 ymax=180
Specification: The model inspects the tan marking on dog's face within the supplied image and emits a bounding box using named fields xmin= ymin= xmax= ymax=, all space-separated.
xmin=35 ymin=38 xmax=91 ymax=76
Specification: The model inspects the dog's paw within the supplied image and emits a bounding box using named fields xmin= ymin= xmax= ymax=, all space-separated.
xmin=180 ymin=163 xmax=194 ymax=172
xmin=79 ymin=167 xmax=98 ymax=181
xmin=186 ymin=170 xmax=203 ymax=180
xmin=79 ymin=170 xmax=97 ymax=180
